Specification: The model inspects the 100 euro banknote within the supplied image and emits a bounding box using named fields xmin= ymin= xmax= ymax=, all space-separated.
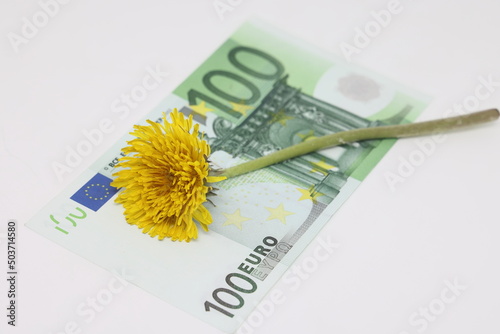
xmin=27 ymin=20 xmax=429 ymax=333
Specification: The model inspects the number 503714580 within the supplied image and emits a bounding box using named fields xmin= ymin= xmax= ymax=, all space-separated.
xmin=7 ymin=221 xmax=16 ymax=271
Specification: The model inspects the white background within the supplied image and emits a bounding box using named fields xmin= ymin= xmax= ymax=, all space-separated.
xmin=1 ymin=0 xmax=499 ymax=333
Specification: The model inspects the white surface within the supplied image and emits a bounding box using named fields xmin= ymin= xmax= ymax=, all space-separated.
xmin=1 ymin=0 xmax=499 ymax=333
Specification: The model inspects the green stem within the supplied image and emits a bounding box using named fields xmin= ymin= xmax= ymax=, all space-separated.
xmin=218 ymin=108 xmax=499 ymax=178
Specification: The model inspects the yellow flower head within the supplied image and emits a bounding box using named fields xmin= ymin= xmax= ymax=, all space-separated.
xmin=111 ymin=109 xmax=225 ymax=242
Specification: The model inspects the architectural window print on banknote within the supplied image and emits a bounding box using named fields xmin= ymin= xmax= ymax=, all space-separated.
xmin=188 ymin=75 xmax=405 ymax=275
xmin=27 ymin=20 xmax=428 ymax=333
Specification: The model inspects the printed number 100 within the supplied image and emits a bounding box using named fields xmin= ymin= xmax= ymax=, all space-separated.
xmin=187 ymin=46 xmax=284 ymax=119
xmin=204 ymin=273 xmax=257 ymax=318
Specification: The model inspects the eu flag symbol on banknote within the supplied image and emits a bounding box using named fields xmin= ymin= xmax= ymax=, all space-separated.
xmin=70 ymin=173 xmax=118 ymax=211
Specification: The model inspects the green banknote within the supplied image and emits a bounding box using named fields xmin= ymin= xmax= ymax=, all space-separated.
xmin=27 ymin=20 xmax=428 ymax=332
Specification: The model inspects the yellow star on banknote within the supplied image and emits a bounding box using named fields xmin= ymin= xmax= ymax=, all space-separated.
xmin=271 ymin=109 xmax=294 ymax=126
xmin=309 ymin=160 xmax=336 ymax=175
xmin=229 ymin=102 xmax=253 ymax=116
xmin=297 ymin=130 xmax=316 ymax=141
xmin=189 ymin=101 xmax=214 ymax=117
xmin=296 ymin=187 xmax=323 ymax=202
xmin=265 ymin=203 xmax=294 ymax=224
xmin=222 ymin=209 xmax=251 ymax=230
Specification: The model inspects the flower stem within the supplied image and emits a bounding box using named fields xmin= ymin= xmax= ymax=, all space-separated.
xmin=218 ymin=108 xmax=499 ymax=179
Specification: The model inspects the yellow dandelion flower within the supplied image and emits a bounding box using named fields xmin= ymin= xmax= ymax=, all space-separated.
xmin=111 ymin=109 xmax=225 ymax=242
